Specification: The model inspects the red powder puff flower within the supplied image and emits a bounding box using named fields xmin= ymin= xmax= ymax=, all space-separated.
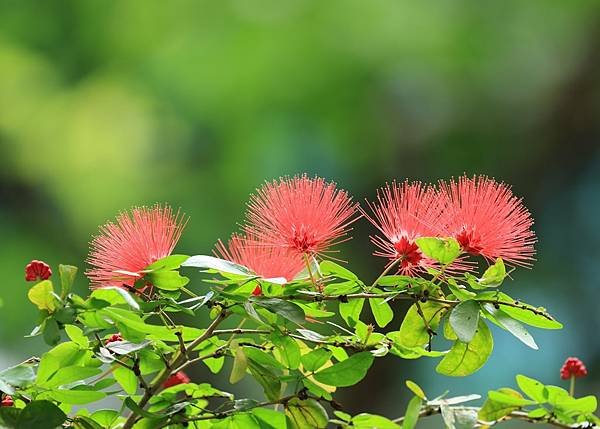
xmin=245 ymin=175 xmax=359 ymax=258
xmin=105 ymin=333 xmax=123 ymax=345
xmin=214 ymin=233 xmax=305 ymax=282
xmin=560 ymin=357 xmax=588 ymax=380
xmin=361 ymin=181 xmax=468 ymax=276
xmin=438 ymin=175 xmax=536 ymax=267
xmin=163 ymin=371 xmax=191 ymax=388
xmin=86 ymin=204 xmax=187 ymax=288
xmin=1 ymin=395 xmax=13 ymax=407
xmin=25 ymin=260 xmax=52 ymax=282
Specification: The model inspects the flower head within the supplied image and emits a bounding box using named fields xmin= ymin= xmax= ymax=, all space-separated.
xmin=163 ymin=371 xmax=190 ymax=388
xmin=560 ymin=357 xmax=588 ymax=380
xmin=245 ymin=175 xmax=358 ymax=257
xmin=215 ymin=233 xmax=305 ymax=282
xmin=438 ymin=175 xmax=536 ymax=267
xmin=25 ymin=260 xmax=52 ymax=282
xmin=1 ymin=395 xmax=13 ymax=407
xmin=105 ymin=333 xmax=123 ymax=345
xmin=361 ymin=181 xmax=451 ymax=275
xmin=86 ymin=204 xmax=187 ymax=288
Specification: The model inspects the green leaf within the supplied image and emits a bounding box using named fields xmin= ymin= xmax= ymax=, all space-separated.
xmin=449 ymin=300 xmax=480 ymax=343
xmin=488 ymin=390 xmax=537 ymax=406
xmin=145 ymin=270 xmax=189 ymax=291
xmin=479 ymin=388 xmax=527 ymax=421
xmin=27 ymin=280 xmax=58 ymax=312
xmin=313 ymin=352 xmax=374 ymax=387
xmin=38 ymin=388 xmax=106 ymax=405
xmin=515 ymin=374 xmax=546 ymax=403
xmin=369 ymin=291 xmax=394 ymax=328
xmin=351 ymin=413 xmax=400 ymax=429
xmin=16 ymin=400 xmax=67 ymax=429
xmin=253 ymin=408 xmax=288 ymax=429
xmin=89 ymin=410 xmax=119 ymax=428
xmin=555 ymin=395 xmax=597 ymax=414
xmin=253 ymin=298 xmax=305 ymax=324
xmin=113 ymin=365 xmax=138 ymax=395
xmin=246 ymin=359 xmax=282 ymax=402
xmin=230 ymin=346 xmax=248 ymax=384
xmin=37 ymin=342 xmax=84 ymax=384
xmin=0 ymin=362 xmax=36 ymax=394
xmin=41 ymin=366 xmax=102 ymax=388
xmin=301 ymin=349 xmax=332 ymax=373
xmin=483 ymin=304 xmax=538 ymax=349
xmin=285 ymin=398 xmax=328 ymax=429
xmin=339 ymin=298 xmax=364 ymax=327
xmin=402 ymin=396 xmax=423 ymax=429
xmin=271 ymin=334 xmax=301 ymax=369
xmin=478 ymin=258 xmax=506 ymax=287
xmin=415 ymin=237 xmax=461 ymax=265
xmin=436 ymin=319 xmax=493 ymax=376
xmin=42 ymin=318 xmax=61 ymax=346
xmin=182 ymin=255 xmax=251 ymax=276
xmin=64 ymin=325 xmax=89 ymax=348
xmin=319 ymin=260 xmax=358 ymax=281
xmin=405 ymin=380 xmax=426 ymax=400
xmin=475 ymin=292 xmax=562 ymax=329
xmin=145 ymin=254 xmax=189 ymax=271
xmin=398 ymin=302 xmax=444 ymax=348
xmin=0 ymin=406 xmax=20 ymax=428
xmin=58 ymin=265 xmax=78 ymax=298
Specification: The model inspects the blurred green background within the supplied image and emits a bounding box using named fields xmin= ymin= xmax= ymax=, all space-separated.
xmin=1 ymin=0 xmax=599 ymax=426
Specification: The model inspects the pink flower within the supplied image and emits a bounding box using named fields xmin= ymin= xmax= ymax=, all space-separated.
xmin=86 ymin=205 xmax=187 ymax=288
xmin=25 ymin=260 xmax=52 ymax=282
xmin=560 ymin=357 xmax=588 ymax=380
xmin=245 ymin=175 xmax=359 ymax=257
xmin=163 ymin=371 xmax=190 ymax=388
xmin=214 ymin=233 xmax=305 ymax=282
xmin=361 ymin=181 xmax=457 ymax=275
xmin=438 ymin=175 xmax=536 ymax=267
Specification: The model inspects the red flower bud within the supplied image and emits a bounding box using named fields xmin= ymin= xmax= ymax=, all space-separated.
xmin=105 ymin=333 xmax=123 ymax=345
xmin=560 ymin=357 xmax=588 ymax=380
xmin=1 ymin=395 xmax=14 ymax=407
xmin=163 ymin=371 xmax=190 ymax=388
xmin=252 ymin=285 xmax=262 ymax=296
xmin=25 ymin=260 xmax=52 ymax=282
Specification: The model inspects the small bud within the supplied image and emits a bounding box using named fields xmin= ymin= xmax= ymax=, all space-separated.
xmin=560 ymin=357 xmax=588 ymax=380
xmin=163 ymin=371 xmax=191 ymax=388
xmin=252 ymin=285 xmax=262 ymax=296
xmin=105 ymin=333 xmax=123 ymax=345
xmin=1 ymin=395 xmax=14 ymax=407
xmin=25 ymin=260 xmax=52 ymax=282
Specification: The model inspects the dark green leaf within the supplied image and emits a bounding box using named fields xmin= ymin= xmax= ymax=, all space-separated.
xmin=42 ymin=318 xmax=61 ymax=346
xmin=313 ymin=352 xmax=373 ymax=387
xmin=246 ymin=360 xmax=281 ymax=401
xmin=449 ymin=300 xmax=480 ymax=343
xmin=436 ymin=320 xmax=493 ymax=376
xmin=16 ymin=400 xmax=67 ymax=429
xmin=0 ymin=407 xmax=20 ymax=428
xmin=253 ymin=298 xmax=305 ymax=325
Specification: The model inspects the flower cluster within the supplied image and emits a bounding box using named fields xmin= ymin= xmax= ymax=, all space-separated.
xmin=362 ymin=176 xmax=535 ymax=275
xmin=560 ymin=357 xmax=588 ymax=380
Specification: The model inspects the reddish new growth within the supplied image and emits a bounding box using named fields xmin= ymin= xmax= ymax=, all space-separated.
xmin=1 ymin=395 xmax=13 ymax=407
xmin=438 ymin=175 xmax=536 ymax=267
xmin=560 ymin=357 xmax=588 ymax=380
xmin=163 ymin=371 xmax=190 ymax=388
xmin=252 ymin=285 xmax=262 ymax=296
xmin=361 ymin=181 xmax=468 ymax=275
xmin=215 ymin=233 xmax=305 ymax=282
xmin=25 ymin=260 xmax=52 ymax=282
xmin=105 ymin=333 xmax=123 ymax=345
xmin=245 ymin=175 xmax=358 ymax=258
xmin=86 ymin=204 xmax=186 ymax=289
